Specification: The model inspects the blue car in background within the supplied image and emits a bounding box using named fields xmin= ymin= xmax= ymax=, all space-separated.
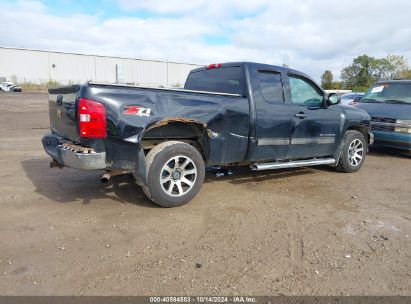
xmin=340 ymin=92 xmax=364 ymax=106
xmin=354 ymin=80 xmax=411 ymax=151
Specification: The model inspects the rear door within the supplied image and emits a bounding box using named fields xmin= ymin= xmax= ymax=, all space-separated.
xmin=48 ymin=86 xmax=80 ymax=142
xmin=285 ymin=74 xmax=342 ymax=159
xmin=249 ymin=66 xmax=292 ymax=161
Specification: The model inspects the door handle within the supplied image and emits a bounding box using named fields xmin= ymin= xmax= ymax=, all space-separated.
xmin=294 ymin=112 xmax=307 ymax=119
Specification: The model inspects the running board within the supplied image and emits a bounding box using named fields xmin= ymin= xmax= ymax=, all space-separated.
xmin=251 ymin=158 xmax=336 ymax=171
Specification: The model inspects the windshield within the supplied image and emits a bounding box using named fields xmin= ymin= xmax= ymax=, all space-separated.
xmin=361 ymin=82 xmax=411 ymax=104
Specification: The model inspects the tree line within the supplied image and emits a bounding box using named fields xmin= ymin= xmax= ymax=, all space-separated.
xmin=321 ymin=54 xmax=411 ymax=92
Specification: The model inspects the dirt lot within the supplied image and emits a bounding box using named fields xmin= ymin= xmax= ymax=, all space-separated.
xmin=0 ymin=92 xmax=410 ymax=296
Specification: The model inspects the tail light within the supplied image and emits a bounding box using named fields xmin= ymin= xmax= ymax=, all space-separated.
xmin=78 ymin=98 xmax=107 ymax=138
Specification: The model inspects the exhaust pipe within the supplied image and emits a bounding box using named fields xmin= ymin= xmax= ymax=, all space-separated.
xmin=100 ymin=170 xmax=129 ymax=183
xmin=101 ymin=173 xmax=111 ymax=183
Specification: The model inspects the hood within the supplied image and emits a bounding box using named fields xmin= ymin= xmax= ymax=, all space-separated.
xmin=340 ymin=104 xmax=370 ymax=119
xmin=354 ymin=102 xmax=411 ymax=120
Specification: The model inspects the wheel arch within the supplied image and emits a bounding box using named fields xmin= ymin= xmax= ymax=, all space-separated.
xmin=140 ymin=118 xmax=210 ymax=160
xmin=332 ymin=125 xmax=368 ymax=166
xmin=346 ymin=124 xmax=370 ymax=145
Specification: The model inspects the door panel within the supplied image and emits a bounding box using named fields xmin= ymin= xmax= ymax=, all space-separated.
xmin=286 ymin=75 xmax=342 ymax=159
xmin=249 ymin=68 xmax=292 ymax=161
xmin=288 ymin=105 xmax=342 ymax=158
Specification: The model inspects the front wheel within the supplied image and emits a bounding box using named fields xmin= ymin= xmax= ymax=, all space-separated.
xmin=142 ymin=141 xmax=205 ymax=207
xmin=335 ymin=130 xmax=367 ymax=173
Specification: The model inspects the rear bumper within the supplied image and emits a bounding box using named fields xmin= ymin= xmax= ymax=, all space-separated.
xmin=42 ymin=133 xmax=107 ymax=170
xmin=371 ymin=130 xmax=411 ymax=150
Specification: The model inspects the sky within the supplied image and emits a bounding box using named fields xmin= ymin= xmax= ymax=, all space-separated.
xmin=1 ymin=0 xmax=411 ymax=81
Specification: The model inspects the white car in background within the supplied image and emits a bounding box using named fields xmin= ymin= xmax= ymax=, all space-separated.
xmin=340 ymin=92 xmax=364 ymax=106
xmin=0 ymin=81 xmax=22 ymax=92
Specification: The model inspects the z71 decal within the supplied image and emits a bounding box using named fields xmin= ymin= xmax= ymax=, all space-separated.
xmin=123 ymin=106 xmax=151 ymax=117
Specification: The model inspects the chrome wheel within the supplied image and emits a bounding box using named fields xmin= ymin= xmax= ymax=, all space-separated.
xmin=159 ymin=155 xmax=197 ymax=197
xmin=348 ymin=139 xmax=364 ymax=167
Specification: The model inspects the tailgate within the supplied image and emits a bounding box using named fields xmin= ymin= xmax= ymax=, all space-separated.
xmin=48 ymin=85 xmax=80 ymax=142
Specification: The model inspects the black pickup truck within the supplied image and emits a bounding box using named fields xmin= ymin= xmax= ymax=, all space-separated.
xmin=42 ymin=62 xmax=373 ymax=207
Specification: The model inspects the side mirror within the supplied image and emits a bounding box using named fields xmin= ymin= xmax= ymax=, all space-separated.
xmin=326 ymin=93 xmax=341 ymax=106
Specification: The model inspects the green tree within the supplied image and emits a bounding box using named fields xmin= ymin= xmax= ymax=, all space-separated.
xmin=332 ymin=81 xmax=343 ymax=90
xmin=373 ymin=57 xmax=392 ymax=81
xmin=386 ymin=54 xmax=408 ymax=79
xmin=399 ymin=69 xmax=411 ymax=79
xmin=350 ymin=55 xmax=377 ymax=87
xmin=341 ymin=54 xmax=410 ymax=89
xmin=321 ymin=70 xmax=334 ymax=89
xmin=373 ymin=55 xmax=408 ymax=80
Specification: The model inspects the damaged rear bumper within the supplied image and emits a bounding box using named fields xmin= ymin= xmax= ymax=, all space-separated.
xmin=42 ymin=132 xmax=107 ymax=170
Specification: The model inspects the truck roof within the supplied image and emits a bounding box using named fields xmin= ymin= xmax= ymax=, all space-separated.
xmin=375 ymin=79 xmax=411 ymax=84
xmin=189 ymin=62 xmax=316 ymax=83
xmin=190 ymin=62 xmax=301 ymax=73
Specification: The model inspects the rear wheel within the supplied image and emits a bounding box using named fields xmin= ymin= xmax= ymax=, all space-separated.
xmin=336 ymin=130 xmax=367 ymax=173
xmin=142 ymin=141 xmax=205 ymax=207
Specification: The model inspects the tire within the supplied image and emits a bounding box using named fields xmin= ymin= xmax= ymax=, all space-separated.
xmin=335 ymin=130 xmax=367 ymax=173
xmin=142 ymin=141 xmax=205 ymax=207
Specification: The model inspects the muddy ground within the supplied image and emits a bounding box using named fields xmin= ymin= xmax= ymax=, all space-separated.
xmin=0 ymin=92 xmax=410 ymax=296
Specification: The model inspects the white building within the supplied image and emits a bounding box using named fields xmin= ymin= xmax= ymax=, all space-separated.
xmin=0 ymin=47 xmax=202 ymax=87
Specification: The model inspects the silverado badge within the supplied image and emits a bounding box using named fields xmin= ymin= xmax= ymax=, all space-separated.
xmin=123 ymin=105 xmax=151 ymax=117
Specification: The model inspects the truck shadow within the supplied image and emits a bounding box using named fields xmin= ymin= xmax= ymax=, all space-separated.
xmin=21 ymin=158 xmax=157 ymax=208
xmin=22 ymin=158 xmax=319 ymax=206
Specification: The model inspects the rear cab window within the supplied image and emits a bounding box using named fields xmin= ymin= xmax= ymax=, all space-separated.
xmin=184 ymin=66 xmax=243 ymax=95
xmin=256 ymin=70 xmax=284 ymax=103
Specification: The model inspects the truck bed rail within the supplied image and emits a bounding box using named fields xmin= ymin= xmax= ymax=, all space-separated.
xmin=88 ymin=82 xmax=242 ymax=97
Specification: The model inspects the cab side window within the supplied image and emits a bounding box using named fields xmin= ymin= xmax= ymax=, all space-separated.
xmin=289 ymin=75 xmax=323 ymax=106
xmin=257 ymin=71 xmax=284 ymax=103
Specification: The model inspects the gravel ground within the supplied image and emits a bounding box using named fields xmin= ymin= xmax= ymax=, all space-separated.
xmin=0 ymin=92 xmax=410 ymax=296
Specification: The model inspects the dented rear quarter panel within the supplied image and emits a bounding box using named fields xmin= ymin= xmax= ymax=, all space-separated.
xmin=78 ymin=84 xmax=250 ymax=165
